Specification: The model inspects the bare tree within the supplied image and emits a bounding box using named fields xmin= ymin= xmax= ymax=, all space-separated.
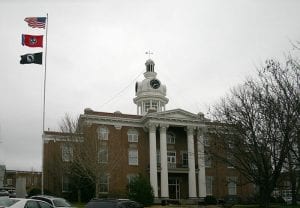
xmin=209 ymin=58 xmax=300 ymax=207
xmin=58 ymin=114 xmax=127 ymax=200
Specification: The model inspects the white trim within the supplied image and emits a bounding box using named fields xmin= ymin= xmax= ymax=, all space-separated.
xmin=128 ymin=149 xmax=138 ymax=166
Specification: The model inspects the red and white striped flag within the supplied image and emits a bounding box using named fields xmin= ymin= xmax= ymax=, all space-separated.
xmin=24 ymin=17 xmax=46 ymax=29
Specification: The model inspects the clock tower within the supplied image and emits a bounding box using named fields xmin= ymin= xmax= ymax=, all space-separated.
xmin=133 ymin=59 xmax=169 ymax=115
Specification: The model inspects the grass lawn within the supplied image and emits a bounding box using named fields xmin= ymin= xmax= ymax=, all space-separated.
xmin=233 ymin=204 xmax=300 ymax=208
xmin=72 ymin=202 xmax=85 ymax=208
xmin=72 ymin=202 xmax=300 ymax=208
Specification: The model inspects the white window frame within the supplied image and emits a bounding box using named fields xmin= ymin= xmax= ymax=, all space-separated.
xmin=62 ymin=175 xmax=70 ymax=192
xmin=152 ymin=101 xmax=158 ymax=110
xmin=227 ymin=153 xmax=234 ymax=168
xmin=206 ymin=176 xmax=213 ymax=195
xmin=144 ymin=102 xmax=150 ymax=112
xmin=227 ymin=176 xmax=237 ymax=195
xmin=128 ymin=149 xmax=138 ymax=166
xmin=98 ymin=146 xmax=108 ymax=163
xmin=127 ymin=174 xmax=138 ymax=184
xmin=167 ymin=151 xmax=176 ymax=168
xmin=61 ymin=144 xmax=73 ymax=162
xmin=167 ymin=132 xmax=175 ymax=144
xmin=7 ymin=178 xmax=13 ymax=186
xmin=98 ymin=126 xmax=109 ymax=140
xmin=99 ymin=174 xmax=109 ymax=193
xmin=181 ymin=151 xmax=188 ymax=167
xmin=128 ymin=129 xmax=138 ymax=143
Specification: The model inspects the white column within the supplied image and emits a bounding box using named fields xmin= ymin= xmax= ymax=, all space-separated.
xmin=197 ymin=128 xmax=206 ymax=197
xmin=187 ymin=126 xmax=197 ymax=198
xmin=160 ymin=124 xmax=169 ymax=198
xmin=149 ymin=123 xmax=158 ymax=197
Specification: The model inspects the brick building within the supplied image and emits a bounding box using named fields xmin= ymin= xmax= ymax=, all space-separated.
xmin=43 ymin=59 xmax=254 ymax=202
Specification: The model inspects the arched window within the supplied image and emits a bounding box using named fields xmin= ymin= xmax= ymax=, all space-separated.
xmin=97 ymin=126 xmax=109 ymax=140
xmin=167 ymin=132 xmax=176 ymax=144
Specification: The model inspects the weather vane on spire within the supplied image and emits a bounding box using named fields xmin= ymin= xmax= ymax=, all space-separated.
xmin=145 ymin=50 xmax=153 ymax=59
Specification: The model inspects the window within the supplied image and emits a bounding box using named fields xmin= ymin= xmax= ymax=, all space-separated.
xmin=206 ymin=176 xmax=213 ymax=195
xmin=167 ymin=151 xmax=176 ymax=168
xmin=205 ymin=153 xmax=211 ymax=168
xmin=144 ymin=102 xmax=150 ymax=112
xmin=61 ymin=144 xmax=73 ymax=162
xmin=127 ymin=174 xmax=138 ymax=184
xmin=98 ymin=146 xmax=108 ymax=163
xmin=152 ymin=101 xmax=158 ymax=110
xmin=167 ymin=132 xmax=175 ymax=144
xmin=127 ymin=174 xmax=138 ymax=192
xmin=99 ymin=174 xmax=109 ymax=193
xmin=128 ymin=129 xmax=138 ymax=143
xmin=128 ymin=149 xmax=138 ymax=165
xmin=181 ymin=152 xmax=188 ymax=167
xmin=227 ymin=153 xmax=234 ymax=168
xmin=62 ymin=175 xmax=70 ymax=192
xmin=98 ymin=126 xmax=109 ymax=140
xmin=7 ymin=178 xmax=12 ymax=186
xmin=204 ymin=137 xmax=210 ymax=146
xmin=227 ymin=176 xmax=237 ymax=195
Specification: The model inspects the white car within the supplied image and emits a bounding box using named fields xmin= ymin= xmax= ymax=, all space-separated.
xmin=0 ymin=196 xmax=16 ymax=208
xmin=7 ymin=198 xmax=53 ymax=208
xmin=30 ymin=196 xmax=72 ymax=208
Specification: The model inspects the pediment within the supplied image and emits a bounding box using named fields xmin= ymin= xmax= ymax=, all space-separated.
xmin=144 ymin=108 xmax=201 ymax=121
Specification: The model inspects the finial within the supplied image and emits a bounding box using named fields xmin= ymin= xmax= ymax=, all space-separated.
xmin=145 ymin=50 xmax=153 ymax=59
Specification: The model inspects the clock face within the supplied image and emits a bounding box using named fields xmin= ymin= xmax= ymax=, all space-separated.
xmin=150 ymin=79 xmax=160 ymax=89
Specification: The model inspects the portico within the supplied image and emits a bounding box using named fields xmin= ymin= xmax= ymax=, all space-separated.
xmin=144 ymin=109 xmax=207 ymax=199
xmin=134 ymin=59 xmax=207 ymax=200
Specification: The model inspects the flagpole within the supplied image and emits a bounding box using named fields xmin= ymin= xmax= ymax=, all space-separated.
xmin=41 ymin=13 xmax=48 ymax=195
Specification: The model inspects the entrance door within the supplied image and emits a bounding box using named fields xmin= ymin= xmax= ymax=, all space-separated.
xmin=168 ymin=178 xmax=180 ymax=199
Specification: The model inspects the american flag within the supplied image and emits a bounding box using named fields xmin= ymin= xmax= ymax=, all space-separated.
xmin=24 ymin=17 xmax=46 ymax=29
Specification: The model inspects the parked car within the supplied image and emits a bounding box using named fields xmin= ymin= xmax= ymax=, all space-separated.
xmin=0 ymin=197 xmax=17 ymax=208
xmin=86 ymin=198 xmax=143 ymax=208
xmin=30 ymin=196 xmax=72 ymax=208
xmin=283 ymin=197 xmax=292 ymax=205
xmin=0 ymin=188 xmax=16 ymax=198
xmin=0 ymin=190 xmax=9 ymax=197
xmin=7 ymin=198 xmax=53 ymax=208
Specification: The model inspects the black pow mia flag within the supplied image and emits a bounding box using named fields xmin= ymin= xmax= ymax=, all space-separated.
xmin=20 ymin=52 xmax=43 ymax=64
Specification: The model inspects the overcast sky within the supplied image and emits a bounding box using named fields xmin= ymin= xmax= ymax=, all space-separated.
xmin=0 ymin=0 xmax=300 ymax=171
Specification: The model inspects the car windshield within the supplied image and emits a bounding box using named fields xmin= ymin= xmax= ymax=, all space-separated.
xmin=53 ymin=199 xmax=71 ymax=207
xmin=0 ymin=197 xmax=19 ymax=207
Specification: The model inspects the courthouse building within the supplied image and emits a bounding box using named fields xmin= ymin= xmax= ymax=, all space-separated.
xmin=43 ymin=59 xmax=254 ymax=202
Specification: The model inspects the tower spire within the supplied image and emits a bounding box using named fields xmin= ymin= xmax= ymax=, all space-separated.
xmin=134 ymin=59 xmax=168 ymax=115
xmin=145 ymin=50 xmax=153 ymax=59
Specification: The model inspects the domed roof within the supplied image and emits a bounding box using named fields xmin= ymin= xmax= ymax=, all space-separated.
xmin=136 ymin=78 xmax=167 ymax=96
xmin=145 ymin=59 xmax=155 ymax=65
xmin=133 ymin=59 xmax=169 ymax=114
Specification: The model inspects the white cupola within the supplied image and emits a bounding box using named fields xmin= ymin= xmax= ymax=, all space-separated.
xmin=133 ymin=59 xmax=168 ymax=115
